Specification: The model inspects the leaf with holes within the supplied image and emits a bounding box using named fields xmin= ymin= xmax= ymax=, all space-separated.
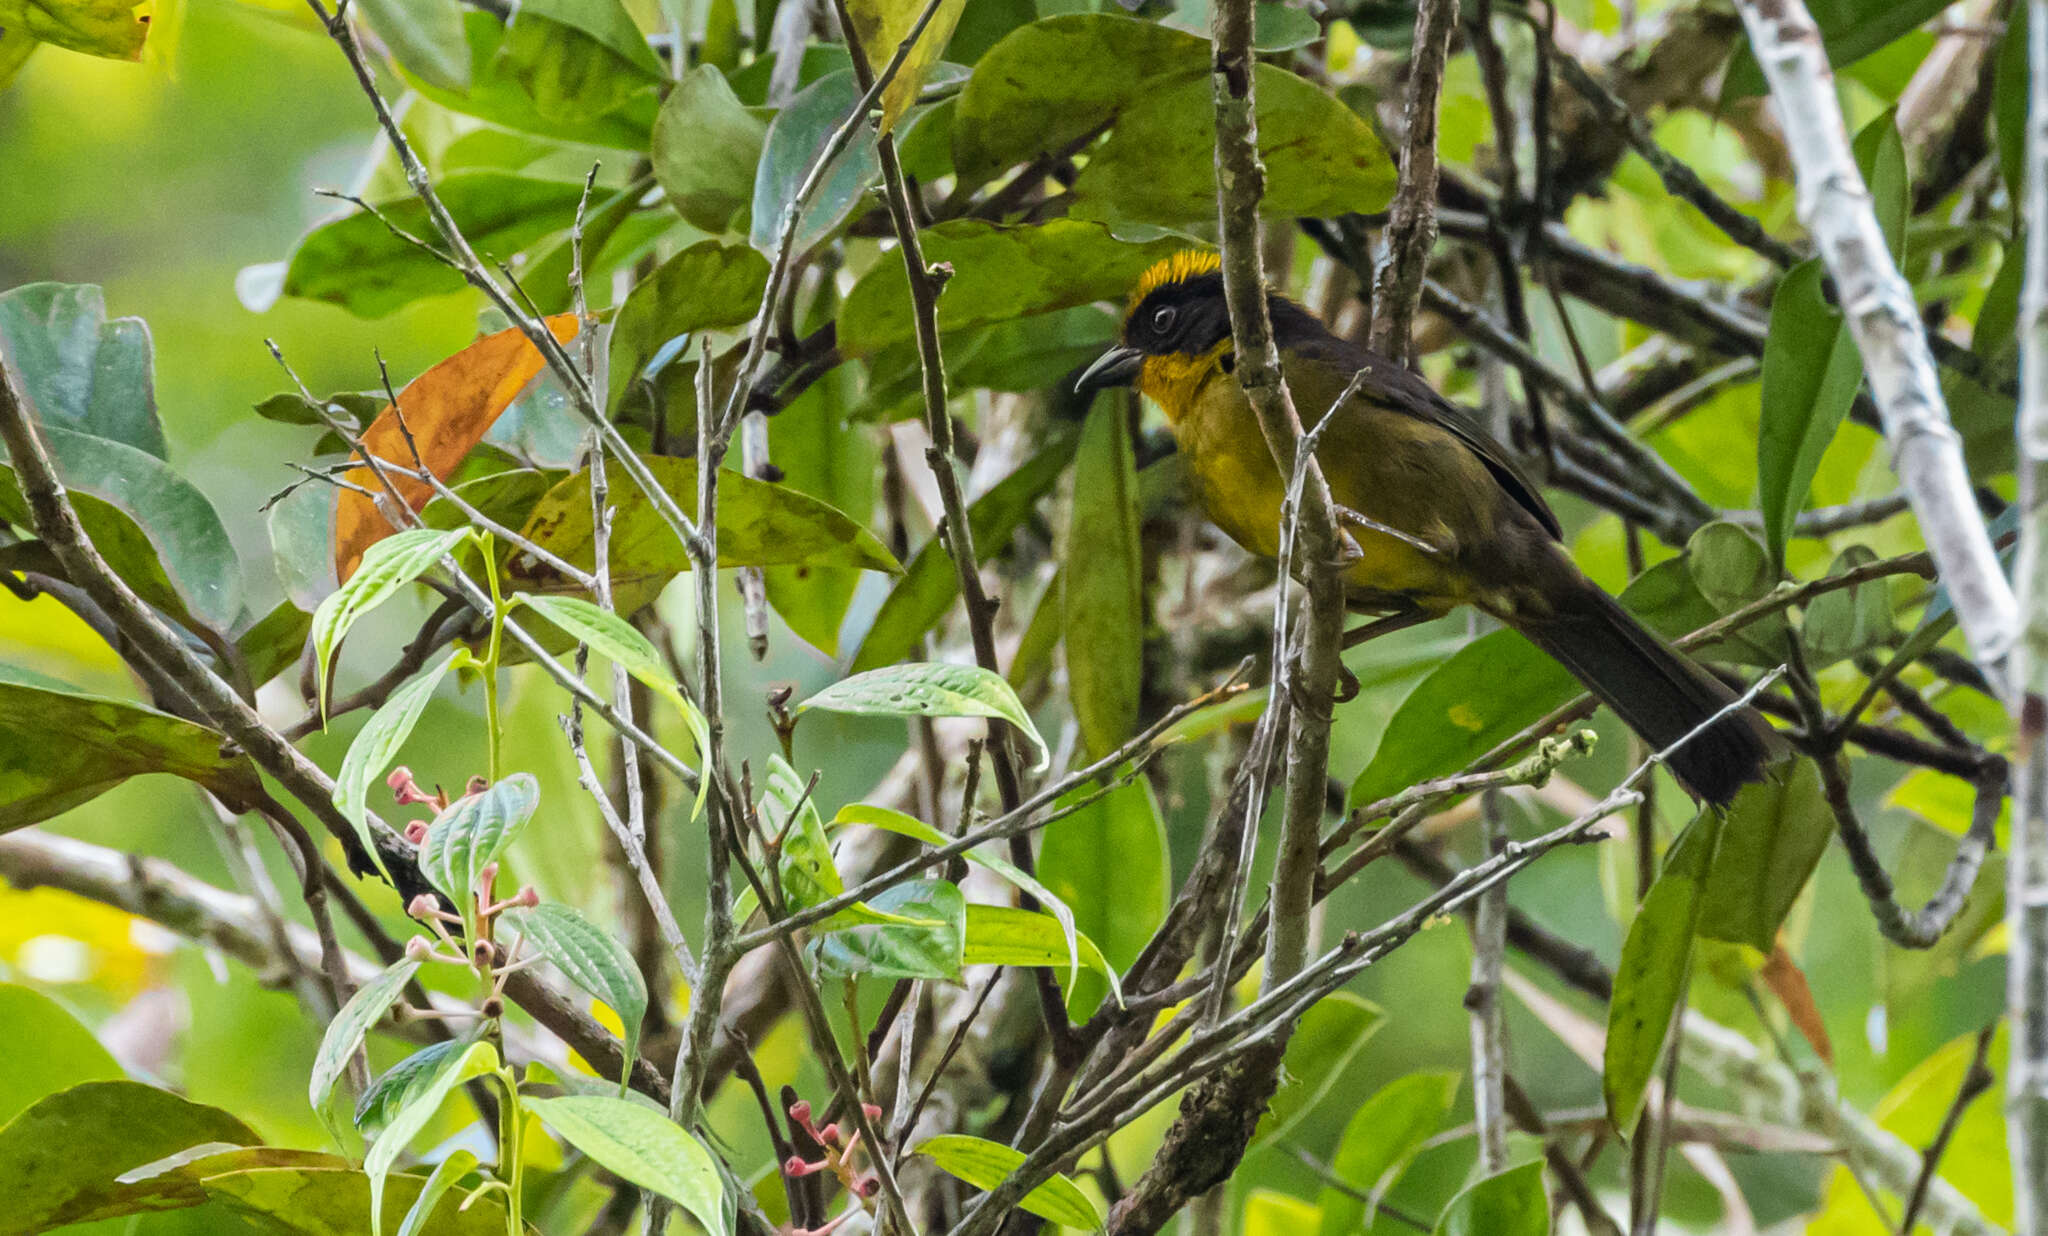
xmin=512 ymin=904 xmax=648 ymax=1093
xmin=799 ymin=663 xmax=1048 ymax=770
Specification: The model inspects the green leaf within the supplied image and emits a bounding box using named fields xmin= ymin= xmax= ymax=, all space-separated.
xmin=354 ymin=1040 xmax=467 ymax=1134
xmin=1245 ymin=1190 xmax=1322 ymax=1236
xmin=749 ymin=68 xmax=881 ymax=255
xmin=961 ymin=903 xmax=1121 ymax=1004
xmin=0 ymin=983 xmax=119 ymax=1127
xmin=310 ymin=958 xmax=423 ymax=1136
xmin=515 ymin=594 xmax=685 ymax=708
xmin=512 ymin=904 xmax=649 ymax=1092
xmin=815 ymin=878 xmax=967 ymax=980
xmin=282 ymin=174 xmax=588 ymax=318
xmin=763 ymin=366 xmax=877 ymax=657
xmin=0 ymin=422 xmax=243 ymax=631
xmin=397 ymin=11 xmax=658 ymax=149
xmin=1978 ymin=233 xmax=2026 ymax=363
xmin=1348 ymin=631 xmax=1576 ymax=809
xmin=1802 ymin=546 xmax=1895 ymax=665
xmin=844 ymin=0 xmax=969 ymax=133
xmin=1036 ymin=776 xmax=1166 ymax=1016
xmin=1316 ymin=1073 xmax=1461 ymax=1236
xmin=354 ymin=0 xmax=470 ymax=93
xmin=524 ymin=1095 xmax=725 ymax=1232
xmin=1698 ymin=759 xmax=1829 ymax=951
xmin=914 ymin=1134 xmax=1104 ymax=1230
xmin=0 ymin=1080 xmax=261 ymax=1234
xmin=849 ymin=428 xmax=1078 ymax=671
xmin=312 ymin=528 xmax=470 ymax=717
xmin=1852 ymin=109 xmax=1908 ymax=260
xmin=6 ymin=0 xmax=148 ymax=60
xmin=203 ymin=1162 xmax=515 ymax=1236
xmin=838 ymin=219 xmax=1187 ymax=358
xmin=1605 ymin=813 xmax=1722 ymax=1134
xmin=10 ymin=1146 xmax=351 ymax=1231
xmin=334 ymin=651 xmax=461 ymax=880
xmin=418 ymin=773 xmax=542 ymax=911
xmin=1253 ymin=992 xmax=1386 ymax=1146
xmin=1996 ymin=5 xmax=2030 ymax=202
xmin=1063 ymin=400 xmax=1143 ymax=760
xmin=512 ymin=455 xmax=899 ymax=593
xmin=651 ymin=68 xmax=772 ymax=232
xmin=606 ymin=241 xmax=770 ymax=415
xmin=1722 ymin=0 xmax=1955 ymax=97
xmin=1756 ymin=260 xmax=1863 ymax=567
xmin=365 ymin=1040 xmax=500 ymax=1232
xmin=799 ymin=662 xmax=1049 ymax=770
xmin=395 ymin=1149 xmax=479 ymax=1236
xmin=0 ymin=282 xmax=162 ymax=457
xmin=269 ymin=464 xmax=343 ymax=611
xmin=1433 ymin=1161 xmax=1549 ymax=1236
xmin=501 ymin=0 xmax=662 ymax=123
xmin=0 ymin=668 xmax=261 ymax=832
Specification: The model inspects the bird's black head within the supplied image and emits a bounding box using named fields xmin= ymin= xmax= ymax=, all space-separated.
xmin=1075 ymin=251 xmax=1238 ymax=400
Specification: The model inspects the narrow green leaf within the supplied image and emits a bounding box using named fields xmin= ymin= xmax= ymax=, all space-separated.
xmin=799 ymin=663 xmax=1049 ymax=770
xmin=1698 ymin=759 xmax=1827 ymax=951
xmin=515 ymin=593 xmax=685 ymax=709
xmin=310 ymin=959 xmax=423 ymax=1136
xmin=334 ymin=651 xmax=462 ymax=881
xmin=844 ymin=0 xmax=969 ymax=133
xmin=417 ymin=774 xmax=542 ymax=916
xmin=915 ymin=1134 xmax=1104 ymax=1230
xmin=365 ymin=1040 xmax=500 ymax=1234
xmin=1605 ymin=813 xmax=1722 ymax=1133
xmin=1036 ymin=776 xmax=1166 ymax=1015
xmin=962 ymin=904 xmax=1122 ymax=1005
xmin=525 ymin=1095 xmax=725 ymax=1232
xmin=1996 ymin=5 xmax=2031 ymax=203
xmin=1852 ymin=109 xmax=1909 ymax=260
xmin=1252 ymin=992 xmax=1386 ymax=1146
xmin=1433 ymin=1161 xmax=1549 ymax=1236
xmin=313 ymin=527 xmax=470 ymax=718
xmin=395 ymin=1148 xmax=479 ymax=1236
xmin=355 ymin=1040 xmax=466 ymax=1133
xmin=512 ymin=903 xmax=649 ymax=1093
xmin=1756 ymin=261 xmax=1862 ymax=567
xmin=815 ymin=878 xmax=967 ymax=980
xmin=1063 ymin=400 xmax=1143 ymax=760
xmin=1316 ymin=1073 xmax=1461 ymax=1236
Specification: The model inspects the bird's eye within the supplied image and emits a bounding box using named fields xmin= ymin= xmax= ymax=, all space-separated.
xmin=1150 ymin=305 xmax=1177 ymax=336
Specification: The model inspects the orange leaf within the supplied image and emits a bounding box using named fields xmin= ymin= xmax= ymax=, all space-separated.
xmin=334 ymin=315 xmax=579 ymax=582
xmin=1759 ymin=943 xmax=1833 ymax=1066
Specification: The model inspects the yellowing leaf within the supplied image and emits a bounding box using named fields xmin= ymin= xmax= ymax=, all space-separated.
xmin=844 ymin=0 xmax=968 ymax=134
xmin=334 ymin=315 xmax=579 ymax=581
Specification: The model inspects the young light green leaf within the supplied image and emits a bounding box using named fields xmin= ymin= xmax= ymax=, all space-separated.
xmin=1037 ymin=776 xmax=1167 ymax=1017
xmin=312 ymin=527 xmax=469 ymax=718
xmin=1316 ymin=1073 xmax=1461 ymax=1236
xmin=962 ymin=903 xmax=1122 ymax=1007
xmin=1605 ymin=812 xmax=1722 ymax=1134
xmin=525 ymin=1095 xmax=725 ymax=1232
xmin=333 ymin=650 xmax=462 ymax=882
xmin=515 ymin=593 xmax=693 ymax=715
xmin=395 ymin=1148 xmax=480 ymax=1236
xmin=915 ymin=1134 xmax=1104 ymax=1230
xmin=310 ymin=958 xmax=422 ymax=1136
xmin=1246 ymin=1190 xmax=1322 ymax=1236
xmin=815 ymin=878 xmax=966 ymax=981
xmin=1433 ymin=1160 xmax=1549 ymax=1236
xmin=355 ymin=1040 xmax=467 ymax=1133
xmin=799 ymin=663 xmax=1049 ymax=770
xmin=365 ymin=1040 xmax=500 ymax=1235
xmin=511 ymin=903 xmax=648 ymax=1094
xmin=418 ymin=774 xmax=542 ymax=928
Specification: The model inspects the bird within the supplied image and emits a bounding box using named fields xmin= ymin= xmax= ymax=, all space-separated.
xmin=1075 ymin=249 xmax=1777 ymax=807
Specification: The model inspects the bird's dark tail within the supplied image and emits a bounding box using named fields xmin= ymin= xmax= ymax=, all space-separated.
xmin=1514 ymin=578 xmax=1778 ymax=807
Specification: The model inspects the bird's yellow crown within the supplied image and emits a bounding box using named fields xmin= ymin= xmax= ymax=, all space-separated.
xmin=1127 ymin=249 xmax=1222 ymax=314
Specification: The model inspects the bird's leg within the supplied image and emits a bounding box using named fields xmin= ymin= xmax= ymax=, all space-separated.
xmin=1331 ymin=502 xmax=1448 ymax=561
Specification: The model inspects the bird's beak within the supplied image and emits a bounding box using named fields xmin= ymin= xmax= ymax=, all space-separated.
xmin=1074 ymin=345 xmax=1143 ymax=395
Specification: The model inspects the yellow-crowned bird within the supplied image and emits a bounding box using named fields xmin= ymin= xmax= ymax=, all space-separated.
xmin=1076 ymin=250 xmax=1775 ymax=806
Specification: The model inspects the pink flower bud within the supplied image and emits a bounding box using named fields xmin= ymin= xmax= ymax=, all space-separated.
xmin=404 ymin=935 xmax=432 ymax=961
xmin=820 ymin=1123 xmax=844 ymax=1148
xmin=784 ymin=1155 xmax=823 ymax=1177
xmin=787 ymin=1099 xmax=812 ymax=1125
xmin=406 ymin=894 xmax=438 ymax=918
xmin=861 ymin=1103 xmax=883 ymax=1122
xmin=855 ymin=1175 xmax=880 ymax=1199
xmin=514 ymin=885 xmax=540 ymax=908
xmin=403 ymin=821 xmax=429 ymax=844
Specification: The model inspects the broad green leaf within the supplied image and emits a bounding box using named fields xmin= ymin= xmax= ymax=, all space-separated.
xmin=334 ymin=651 xmax=462 ymax=878
xmin=1245 ymin=1190 xmax=1321 ymax=1236
xmin=832 ymin=802 xmax=1083 ymax=987
xmin=763 ymin=366 xmax=877 ymax=657
xmin=1316 ymin=1072 xmax=1461 ymax=1236
xmin=0 ymin=983 xmax=119 ymax=1126
xmin=1433 ymin=1161 xmax=1549 ymax=1236
xmin=203 ymin=1162 xmax=515 ymax=1236
xmin=1723 ymin=0 xmax=1955 ymax=97
xmin=848 ymin=428 xmax=1079 ymax=671
xmin=606 ymin=240 xmax=770 ymax=415
xmin=354 ymin=0 xmax=469 ymax=92
xmin=501 ymin=0 xmax=662 ymax=123
xmin=1605 ymin=813 xmax=1722 ymax=1133
xmin=1348 ymin=630 xmax=1575 ymax=809
xmin=312 ymin=528 xmax=470 ymax=717
xmin=1036 ymin=776 xmax=1166 ymax=1016
xmin=7 ymin=1145 xmax=350 ymax=1230
xmin=518 ymin=176 xmax=652 ymax=315
xmin=282 ymin=174 xmax=587 ymax=318
xmin=798 ymin=662 xmax=1049 ymax=770
xmin=310 ymin=958 xmax=423 ymax=1135
xmin=0 ymin=422 xmax=242 ymax=631
xmin=511 ymin=903 xmax=649 ymax=1092
xmin=5 ymin=0 xmax=148 ymax=61
xmin=395 ymin=1148 xmax=478 ymax=1236
xmin=0 ymin=1080 xmax=260 ymax=1234
xmin=1698 ymin=758 xmax=1829 ymax=951
xmin=514 ymin=593 xmax=687 ymax=710
xmin=269 ymin=460 xmax=343 ymax=610
xmin=524 ymin=1095 xmax=724 ymax=1232
xmin=1252 ymin=992 xmax=1385 ymax=1146
xmin=749 ymin=68 xmax=881 ymax=255
xmin=418 ymin=773 xmax=542 ymax=914
xmin=365 ymin=1041 xmax=500 ymax=1232
xmin=1802 ymin=546 xmax=1894 ymax=665
xmin=815 ymin=877 xmax=967 ymax=980
xmin=512 ymin=456 xmax=899 ymax=594
xmin=0 ymin=668 xmax=261 ymax=832
xmin=651 ymin=69 xmax=772 ymax=232
xmin=1757 ymin=260 xmax=1862 ymax=567
xmin=392 ymin=11 xmax=654 ymax=147
xmin=0 ymin=282 xmax=162 ymax=457
xmin=837 ymin=219 xmax=1185 ymax=358
xmin=914 ymin=1134 xmax=1103 ymax=1230
xmin=961 ymin=903 xmax=1121 ymax=1004
xmin=1685 ymin=521 xmax=1793 ymax=664
xmin=844 ymin=0 xmax=969 ymax=133
xmin=354 ymin=1040 xmax=466 ymax=1134
xmin=1063 ymin=400 xmax=1143 ymax=760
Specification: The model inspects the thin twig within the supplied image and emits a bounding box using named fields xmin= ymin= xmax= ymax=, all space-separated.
xmin=1370 ymin=0 xmax=1461 ymax=361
